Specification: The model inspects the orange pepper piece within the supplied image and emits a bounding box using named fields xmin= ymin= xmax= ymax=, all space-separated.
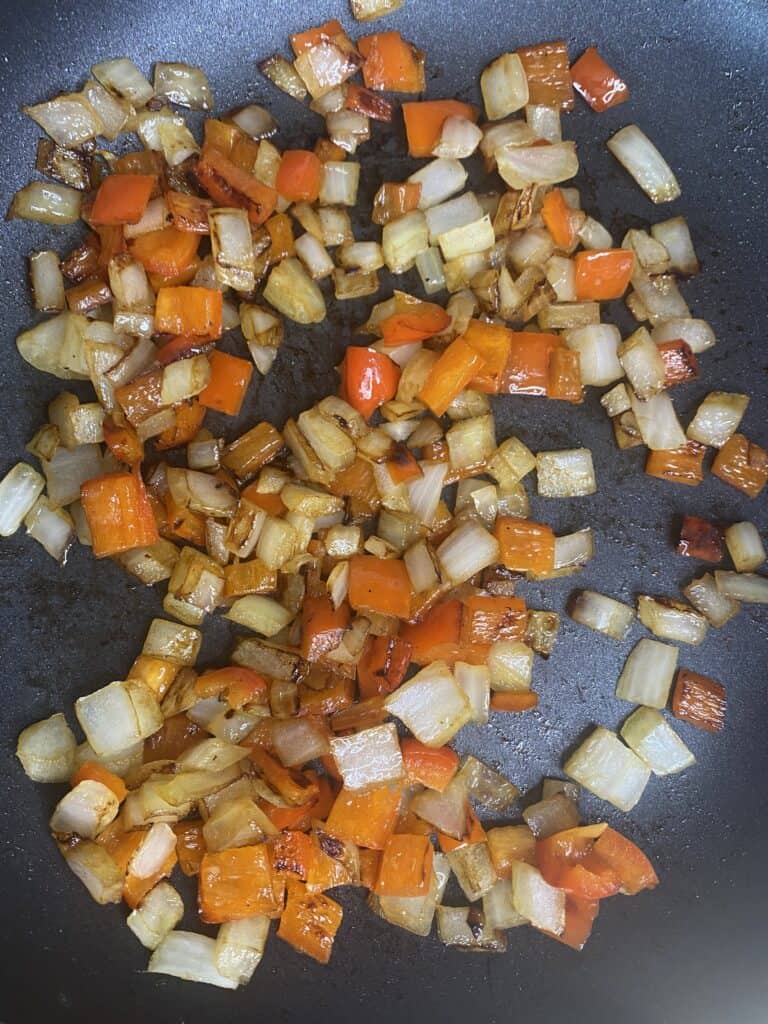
xmin=359 ymin=32 xmax=425 ymax=93
xmin=517 ymin=40 xmax=574 ymax=110
xmin=571 ymin=46 xmax=629 ymax=112
xmin=401 ymin=738 xmax=459 ymax=793
xmin=290 ymin=19 xmax=345 ymax=56
xmin=357 ymin=634 xmax=412 ymax=700
xmin=174 ymin=821 xmax=205 ymax=877
xmin=199 ymin=845 xmax=285 ymax=923
xmin=198 ymin=350 xmax=253 ymax=416
xmin=156 ymin=399 xmax=208 ymax=451
xmin=276 ymin=150 xmax=322 ymax=203
xmin=195 ymin=666 xmax=268 ymax=705
xmin=371 ymin=182 xmax=422 ymax=225
xmin=495 ymin=516 xmax=555 ymax=574
xmin=460 ymin=594 xmax=528 ymax=645
xmin=547 ymin=346 xmax=583 ymax=403
xmin=129 ymin=226 xmax=200 ymax=277
xmin=90 ymin=173 xmax=155 ymax=226
xmin=502 ymin=332 xmax=564 ymax=396
xmin=490 ymin=691 xmax=539 ymax=712
xmin=277 ymin=880 xmax=343 ymax=965
xmin=196 ymin=147 xmax=277 ymax=226
xmin=574 ymin=249 xmax=634 ymax=300
xmin=70 ymin=761 xmax=127 ymax=802
xmin=646 ymin=441 xmax=705 ymax=486
xmin=379 ymin=300 xmax=451 ymax=346
xmin=400 ymin=601 xmax=462 ymax=665
xmin=166 ymin=190 xmax=213 ymax=234
xmin=340 ymin=347 xmax=400 ymax=420
xmin=102 ymin=417 xmax=144 ymax=466
xmin=80 ymin=470 xmax=159 ymax=557
xmin=144 ymin=714 xmax=206 ymax=762
xmin=657 ymin=339 xmax=700 ymax=387
xmin=154 ymin=286 xmax=223 ymax=340
xmin=300 ymin=595 xmax=351 ymax=661
xmin=463 ymin=319 xmax=513 ymax=394
xmin=672 ymin=668 xmax=726 ymax=734
xmin=401 ymin=99 xmax=479 ymax=158
xmin=374 ymin=833 xmax=434 ymax=897
xmin=348 ymin=555 xmax=412 ymax=619
xmin=711 ymin=434 xmax=768 ymax=498
xmin=418 ymin=336 xmax=487 ymax=417
xmin=542 ymin=187 xmax=578 ymax=248
xmin=325 ymin=784 xmax=402 ymax=850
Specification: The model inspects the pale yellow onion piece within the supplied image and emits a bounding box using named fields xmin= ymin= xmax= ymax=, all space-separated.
xmin=127 ymin=881 xmax=184 ymax=950
xmin=329 ymin=722 xmax=404 ymax=790
xmin=16 ymin=712 xmax=76 ymax=783
xmin=564 ymin=726 xmax=651 ymax=812
xmin=480 ymin=53 xmax=529 ymax=120
xmin=620 ymin=708 xmax=695 ymax=776
xmin=148 ymin=932 xmax=238 ymax=989
xmin=615 ymin=638 xmax=678 ymax=708
xmin=7 ymin=181 xmax=82 ymax=224
xmin=384 ymin=661 xmax=471 ymax=747
xmin=263 ymin=258 xmax=326 ymax=324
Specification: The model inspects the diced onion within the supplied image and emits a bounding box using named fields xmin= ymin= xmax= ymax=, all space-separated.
xmin=496 ymin=142 xmax=578 ymax=189
xmin=415 ymin=247 xmax=446 ymax=295
xmin=319 ymin=161 xmax=360 ymax=206
xmin=271 ymin=717 xmax=329 ymax=768
xmin=651 ymin=318 xmax=715 ymax=354
xmin=8 ymin=181 xmax=82 ymax=224
xmin=683 ymin=573 xmax=740 ymax=627
xmin=438 ymin=215 xmax=495 ymax=262
xmin=724 ymin=522 xmax=765 ymax=573
xmin=607 ymin=124 xmax=681 ymax=203
xmin=384 ymin=661 xmax=471 ymax=747
xmin=62 ymin=840 xmax=124 ymax=905
xmin=628 ymin=389 xmax=686 ymax=451
xmin=620 ymin=708 xmax=695 ymax=776
xmin=510 ymin=861 xmax=565 ymax=934
xmin=447 ymin=842 xmax=499 ymax=901
xmin=564 ymin=726 xmax=651 ymax=812
xmin=329 ymin=723 xmax=403 ymax=790
xmin=650 ymin=216 xmax=698 ymax=274
xmin=148 ymin=932 xmax=238 ymax=989
xmin=454 ymin=662 xmax=490 ymax=725
xmin=409 ymin=159 xmax=468 ymax=210
xmin=259 ymin=54 xmax=308 ymax=101
xmin=76 ymin=680 xmax=162 ymax=757
xmin=230 ymin=104 xmax=277 ymax=139
xmin=433 ymin=116 xmax=483 ymax=159
xmin=536 ymin=448 xmax=596 ymax=498
xmin=565 ymin=325 xmax=623 ymax=386
xmin=411 ymin=778 xmax=469 ymax=838
xmin=16 ymin=712 xmax=76 ymax=783
xmin=578 ymin=216 xmax=613 ymax=250
xmin=637 ymin=596 xmax=708 ymax=645
xmin=455 ymin=755 xmax=518 ymax=811
xmin=526 ymin=103 xmax=562 ymax=143
xmin=600 ymin=382 xmax=631 ymax=417
xmin=50 ymin=779 xmax=119 ymax=838
xmin=153 ymin=63 xmax=212 ymax=110
xmin=82 ymin=78 xmax=131 ymax=139
xmin=327 ymin=110 xmax=370 ymax=154
xmin=0 ymin=462 xmax=45 ymax=536
xmin=93 ymin=58 xmax=154 ymax=106
xmin=714 ymin=571 xmax=768 ymax=604
xmin=480 ymin=53 xmax=529 ymax=120
xmin=554 ymin=529 xmax=594 ymax=572
xmin=370 ymin=853 xmax=449 ymax=937
xmin=436 ymin=521 xmax=500 ymax=584
xmin=522 ymin=794 xmax=580 ymax=839
xmin=264 ymin=258 xmax=326 ymax=324
xmin=24 ymin=92 xmax=104 ymax=147
xmin=686 ymin=391 xmax=749 ymax=448
xmin=29 ymin=251 xmax=65 ymax=312
xmin=483 ymin=879 xmax=527 ymax=930
xmin=24 ymin=498 xmax=74 ymax=562
xmin=570 ymin=590 xmax=634 ymax=640
xmin=161 ymin=355 xmax=211 ymax=406
xmin=615 ymin=638 xmax=678 ymax=708
xmin=436 ymin=906 xmax=506 ymax=951
xmin=215 ymin=915 xmax=270 ymax=985
xmin=487 ymin=641 xmax=533 ymax=692
xmin=631 ymin=269 xmax=690 ymax=324
xmin=382 ymin=211 xmax=429 ymax=272
xmin=209 ymin=208 xmax=256 ymax=291
xmin=127 ymin=882 xmax=184 ymax=950
xmin=619 ymin=327 xmax=666 ymax=400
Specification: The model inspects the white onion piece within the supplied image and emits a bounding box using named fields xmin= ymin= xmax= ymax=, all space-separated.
xmin=496 ymin=142 xmax=578 ymax=189
xmin=424 ymin=192 xmax=483 ymax=245
xmin=50 ymin=780 xmax=119 ymax=838
xmin=600 ymin=382 xmax=631 ymax=417
xmin=682 ymin=573 xmax=740 ymax=627
xmin=526 ymin=103 xmax=562 ymax=142
xmin=143 ymin=618 xmax=201 ymax=664
xmin=74 ymin=740 xmax=143 ymax=778
xmin=384 ymin=661 xmax=471 ymax=747
xmin=215 ymin=915 xmax=270 ymax=985
xmin=149 ymin=932 xmax=238 ymax=989
xmin=483 ymin=879 xmax=528 ymax=929
xmin=438 ymin=215 xmax=495 ymax=262
xmin=621 ymin=708 xmax=695 ymax=776
xmin=411 ymin=778 xmax=469 ymax=837
xmin=329 ymin=723 xmax=404 ymax=791
xmin=294 ymin=233 xmax=335 ymax=280
xmin=554 ymin=529 xmax=594 ymax=572
xmin=271 ymin=717 xmax=329 ymax=768
xmin=230 ymin=104 xmax=277 ymax=139
xmin=487 ymin=641 xmax=533 ymax=692
xmin=160 ymin=355 xmax=211 ymax=406
xmin=714 ymin=571 xmax=768 ymax=604
xmin=76 ymin=680 xmax=161 ymax=757
xmin=607 ymin=124 xmax=681 ymax=203
xmin=380 ymin=210 xmax=429 ymax=273
xmin=209 ymin=208 xmax=256 ymax=291
xmin=686 ymin=392 xmax=749 ymax=448
xmin=651 ymin=216 xmax=698 ymax=274
xmin=570 ymin=590 xmax=634 ymax=639
xmin=0 ymin=462 xmax=45 ymax=536
xmin=338 ymin=241 xmax=384 ymax=272
xmin=481 ymin=53 xmax=529 ymax=120
xmin=177 ymin=738 xmax=249 ymax=773
xmin=128 ymin=822 xmax=177 ymax=879
xmin=157 ymin=119 xmax=200 ymax=166
xmin=564 ymin=726 xmax=651 ymax=812
xmin=8 ymin=181 xmax=82 ymax=224
xmin=409 ymin=159 xmax=468 ymax=210
xmin=436 ymin=521 xmax=500 ymax=584
xmin=16 ymin=713 xmax=76 ymax=783
xmin=153 ymin=63 xmax=212 ymax=110
xmin=651 ymin=318 xmax=715 ymax=354
xmin=631 ymin=269 xmax=690 ymax=324
xmin=447 ymin=842 xmax=499 ymax=901
xmin=29 ymin=251 xmax=65 ymax=312
xmin=433 ymin=116 xmax=483 ymax=159
xmin=24 ymin=498 xmax=74 ymax=562
xmin=82 ymin=78 xmax=131 ymax=139
xmin=724 ymin=522 xmax=765 ymax=573
xmin=407 ymin=461 xmax=448 ymax=528
xmin=628 ymin=389 xmax=686 ymax=451
xmin=455 ymin=755 xmax=518 ymax=811
xmin=545 ymin=255 xmax=576 ymax=302
xmin=62 ymin=841 xmax=124 ymax=905
xmin=25 ymin=92 xmax=104 ymax=147
xmin=453 ymin=662 xmax=490 ymax=725
xmin=618 ymin=327 xmax=666 ymax=400
xmin=510 ymin=861 xmax=565 ymax=934
xmin=522 ymin=794 xmax=580 ymax=839
xmin=637 ymin=596 xmax=708 ymax=645
xmin=616 ymin=638 xmax=678 ymax=708
xmin=327 ymin=110 xmax=370 ymax=154
xmin=319 ymin=161 xmax=360 ymax=206
xmin=350 ymin=0 xmax=403 ymax=19
xmin=446 ymin=413 xmax=495 ymax=471
xmin=578 ymin=216 xmax=613 ymax=250
xmin=436 ymin=906 xmax=506 ymax=950
xmin=127 ymin=882 xmax=184 ymax=950
xmin=415 ymin=247 xmax=446 ymax=295
xmin=480 ymin=119 xmax=537 ymax=166
xmin=506 ymin=227 xmax=554 ymax=272
xmin=622 ymin=228 xmax=671 ymax=275
xmin=403 ymin=539 xmax=438 ymax=594
xmin=264 ymin=258 xmax=326 ymax=324
xmin=43 ymin=443 xmax=104 ymax=507
xmin=561 ymin=327 xmax=622 ymax=387
xmin=202 ymin=796 xmax=276 ymax=851
xmin=536 ymin=448 xmax=596 ymax=498
xmin=93 ymin=57 xmax=154 ymax=106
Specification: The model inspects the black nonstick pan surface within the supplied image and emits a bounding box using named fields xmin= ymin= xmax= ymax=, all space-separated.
xmin=0 ymin=1 xmax=766 ymax=1021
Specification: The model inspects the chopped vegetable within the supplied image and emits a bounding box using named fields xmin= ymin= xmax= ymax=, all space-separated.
xmin=570 ymin=47 xmax=628 ymax=111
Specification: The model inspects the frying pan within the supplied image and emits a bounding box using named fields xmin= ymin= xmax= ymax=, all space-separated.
xmin=0 ymin=0 xmax=766 ymax=1020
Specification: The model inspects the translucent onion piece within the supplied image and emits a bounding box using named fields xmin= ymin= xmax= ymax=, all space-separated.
xmin=382 ymin=211 xmax=429 ymax=273
xmin=682 ymin=573 xmax=740 ymax=628
xmin=453 ymin=662 xmax=490 ymax=725
xmin=370 ymin=853 xmax=449 ymax=937
xmin=264 ymin=258 xmax=326 ymax=324
xmin=24 ymin=92 xmax=104 ymax=147
xmin=564 ymin=726 xmax=651 ymax=812
xmin=619 ymin=327 xmax=666 ymax=401
xmin=230 ymin=104 xmax=277 ymax=140
xmin=16 ymin=712 xmax=76 ymax=783
xmin=637 ymin=596 xmax=708 ymax=645
xmin=177 ymin=738 xmax=249 ymax=772
xmin=607 ymin=124 xmax=681 ymax=203
xmin=651 ymin=216 xmax=699 ymax=275
xmin=724 ymin=522 xmax=766 ymax=573
xmin=128 ymin=823 xmax=177 ymax=879
xmin=75 ymin=679 xmax=162 ymax=756
xmin=0 ymin=462 xmax=45 ymax=536
xmin=620 ymin=708 xmax=695 ymax=776
xmin=570 ymin=590 xmax=635 ymax=639
xmin=409 ymin=159 xmax=468 ymax=210
xmin=496 ymin=142 xmax=578 ymax=189
xmin=686 ymin=392 xmax=749 ymax=448
xmin=329 ymin=723 xmax=403 ymax=790
xmin=554 ymin=529 xmax=594 ymax=572
xmin=483 ymin=878 xmax=528 ymax=930
xmin=62 ymin=840 xmax=124 ymax=905
xmin=319 ymin=161 xmax=360 ymax=206
xmin=127 ymin=882 xmax=184 ymax=950
xmin=651 ymin=318 xmax=715 ymax=355
xmin=209 ymin=207 xmax=256 ymax=292
xmin=481 ymin=53 xmax=529 ymax=120
xmin=447 ymin=842 xmax=499 ymax=901
xmin=436 ymin=906 xmax=506 ymax=951
xmin=226 ymin=595 xmax=292 ymax=638
xmin=628 ymin=389 xmax=686 ymax=451
xmin=215 ymin=915 xmax=270 ymax=985
xmin=455 ymin=755 xmax=519 ymax=811
xmin=615 ymin=638 xmax=678 ymax=708
xmin=433 ymin=116 xmax=483 ymax=159
xmin=143 ymin=618 xmax=201 ymax=664
xmin=522 ymin=793 xmax=580 ymax=839
xmin=153 ymin=63 xmax=213 ymax=110
xmin=24 ymin=497 xmax=74 ymax=562
xmin=510 ymin=861 xmax=565 ymax=934
xmin=565 ymin=325 xmax=623 ymax=386
xmin=438 ymin=215 xmax=495 ymax=262
xmin=148 ymin=932 xmax=238 ymax=989
xmin=202 ymin=796 xmax=276 ymax=851
xmin=487 ymin=641 xmax=534 ymax=692
xmin=92 ymin=58 xmax=154 ymax=106
xmin=8 ymin=181 xmax=82 ymax=224
xmin=29 ymin=250 xmax=65 ymax=312
xmin=384 ymin=661 xmax=471 ymax=747
xmin=50 ymin=779 xmax=119 ymax=838
xmin=714 ymin=571 xmax=768 ymax=604
xmin=536 ymin=448 xmax=596 ymax=498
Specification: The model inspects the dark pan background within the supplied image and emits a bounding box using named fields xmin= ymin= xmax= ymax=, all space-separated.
xmin=1 ymin=1 xmax=767 ymax=1022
